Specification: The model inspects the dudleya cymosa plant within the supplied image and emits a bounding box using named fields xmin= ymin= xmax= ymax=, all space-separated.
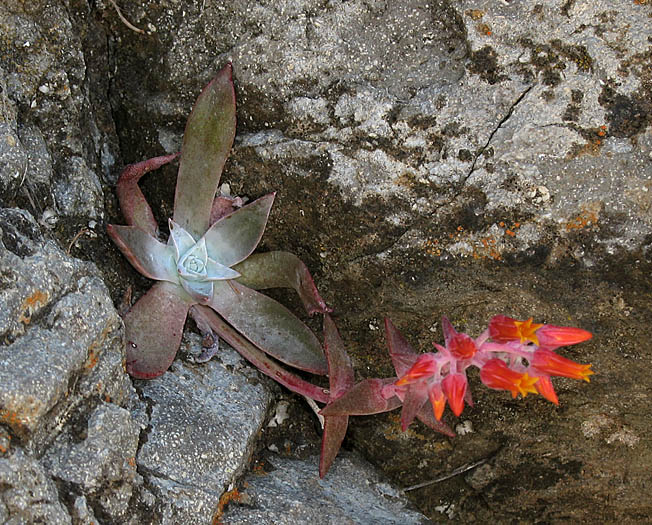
xmin=108 ymin=63 xmax=595 ymax=478
xmin=109 ymin=63 xmax=360 ymax=476
xmin=108 ymin=63 xmax=331 ymax=382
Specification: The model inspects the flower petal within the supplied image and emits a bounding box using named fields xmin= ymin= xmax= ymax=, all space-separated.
xmin=203 ymin=193 xmax=275 ymax=267
xmin=480 ymin=359 xmax=539 ymax=397
xmin=107 ymin=225 xmax=178 ymax=283
xmin=442 ymin=373 xmax=467 ymax=417
xmin=531 ymin=349 xmax=594 ymax=382
xmin=209 ymin=280 xmax=327 ymax=374
xmin=395 ymin=354 xmax=437 ymax=386
xmin=173 ymin=64 xmax=236 ymax=239
xmin=233 ymin=251 xmax=331 ymax=316
xmin=124 ymin=281 xmax=194 ymax=379
xmin=116 ymin=153 xmax=179 ymax=236
xmin=536 ymin=325 xmax=593 ymax=350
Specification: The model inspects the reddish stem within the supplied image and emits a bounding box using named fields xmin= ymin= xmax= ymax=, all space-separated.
xmin=192 ymin=305 xmax=331 ymax=403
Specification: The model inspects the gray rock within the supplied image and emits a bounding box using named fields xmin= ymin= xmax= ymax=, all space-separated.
xmin=219 ymin=451 xmax=431 ymax=525
xmin=43 ymin=404 xmax=141 ymax=520
xmin=0 ymin=208 xmax=130 ymax=452
xmin=136 ymin=336 xmax=272 ymax=525
xmin=0 ymin=449 xmax=71 ymax=525
xmin=0 ymin=1 xmax=119 ymax=220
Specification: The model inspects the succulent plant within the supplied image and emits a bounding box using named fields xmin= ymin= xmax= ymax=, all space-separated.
xmin=321 ymin=316 xmax=593 ymax=434
xmin=107 ymin=63 xmax=595 ymax=479
xmin=107 ymin=64 xmax=331 ymax=381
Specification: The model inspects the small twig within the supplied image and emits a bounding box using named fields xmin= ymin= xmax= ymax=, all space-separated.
xmin=303 ymin=395 xmax=325 ymax=429
xmin=403 ymin=458 xmax=488 ymax=492
xmin=66 ymin=228 xmax=90 ymax=255
xmin=109 ymin=0 xmax=145 ymax=34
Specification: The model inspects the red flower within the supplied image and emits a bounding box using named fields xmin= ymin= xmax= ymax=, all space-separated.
xmin=531 ymin=349 xmax=594 ymax=382
xmin=442 ymin=373 xmax=467 ymax=416
xmin=480 ymin=359 xmax=539 ymax=398
xmin=489 ymin=315 xmax=543 ymax=345
xmin=533 ymin=375 xmax=559 ymax=405
xmin=449 ymin=333 xmax=477 ymax=360
xmin=536 ymin=325 xmax=592 ymax=350
xmin=395 ymin=354 xmax=438 ymax=386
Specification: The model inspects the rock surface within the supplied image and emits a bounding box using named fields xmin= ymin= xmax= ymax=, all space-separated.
xmin=219 ymin=451 xmax=430 ymax=524
xmin=0 ymin=0 xmax=650 ymax=523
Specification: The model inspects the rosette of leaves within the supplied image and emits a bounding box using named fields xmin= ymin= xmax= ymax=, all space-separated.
xmin=107 ymin=64 xmax=331 ymax=384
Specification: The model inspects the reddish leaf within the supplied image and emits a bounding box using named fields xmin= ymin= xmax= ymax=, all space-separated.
xmin=323 ymin=315 xmax=355 ymax=398
xmin=116 ymin=153 xmax=179 ymax=236
xmin=319 ymin=415 xmax=348 ymax=478
xmin=234 ymin=251 xmax=331 ymax=316
xmin=209 ymin=280 xmax=327 ymax=374
xmin=400 ymin=381 xmax=429 ymax=431
xmin=124 ymin=282 xmax=194 ymax=379
xmin=173 ymin=64 xmax=236 ymax=239
xmin=415 ymin=404 xmax=455 ymax=437
xmin=384 ymin=318 xmax=418 ymax=377
xmin=319 ymin=315 xmax=355 ymax=478
xmin=319 ymin=378 xmax=401 ymax=417
xmin=191 ymin=305 xmax=330 ymax=403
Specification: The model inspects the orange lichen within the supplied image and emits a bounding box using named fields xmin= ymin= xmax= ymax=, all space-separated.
xmin=17 ymin=289 xmax=49 ymax=325
xmin=212 ymin=489 xmax=243 ymax=525
xmin=252 ymin=462 xmax=267 ymax=476
xmin=0 ymin=433 xmax=11 ymax=454
xmin=565 ymin=209 xmax=599 ymax=231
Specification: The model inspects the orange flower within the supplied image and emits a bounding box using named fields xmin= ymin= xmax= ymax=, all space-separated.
xmin=489 ymin=315 xmax=543 ymax=345
xmin=480 ymin=359 xmax=539 ymax=398
xmin=442 ymin=373 xmax=467 ymax=416
xmin=536 ymin=325 xmax=592 ymax=350
xmin=531 ymin=349 xmax=594 ymax=382
xmin=533 ymin=375 xmax=559 ymax=405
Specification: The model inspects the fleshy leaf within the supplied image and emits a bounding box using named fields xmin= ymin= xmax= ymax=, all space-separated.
xmin=323 ymin=315 xmax=355 ymax=397
xmin=209 ymin=280 xmax=327 ymax=374
xmin=415 ymin=404 xmax=455 ymax=437
xmin=168 ymin=220 xmax=197 ymax=260
xmin=320 ymin=378 xmax=402 ymax=416
xmin=124 ymin=281 xmax=194 ymax=379
xmin=203 ymin=193 xmax=275 ymax=267
xmin=191 ymin=305 xmax=330 ymax=403
xmin=234 ymin=251 xmax=331 ymax=316
xmin=173 ymin=64 xmax=236 ymax=239
xmin=107 ymin=225 xmax=178 ymax=283
xmin=400 ymin=381 xmax=429 ymax=431
xmin=441 ymin=315 xmax=457 ymax=347
xmin=320 ymin=315 xmax=355 ymax=477
xmin=384 ymin=318 xmax=419 ymax=377
xmin=319 ymin=415 xmax=348 ymax=479
xmin=116 ymin=153 xmax=179 ymax=236
xmin=181 ymin=279 xmax=214 ymax=304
